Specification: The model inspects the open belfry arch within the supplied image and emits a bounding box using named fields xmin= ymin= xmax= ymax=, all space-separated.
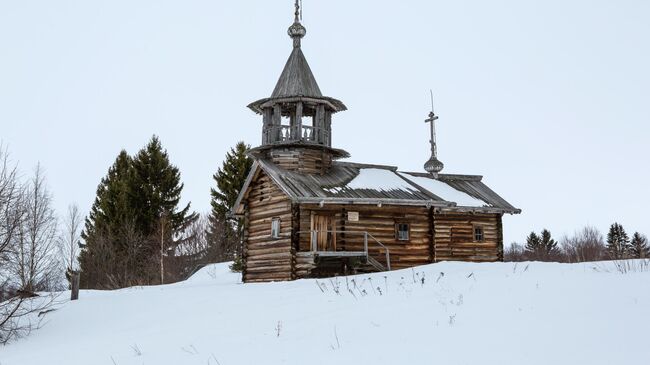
xmin=232 ymin=1 xmax=521 ymax=282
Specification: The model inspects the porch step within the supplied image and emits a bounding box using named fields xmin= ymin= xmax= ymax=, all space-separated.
xmin=365 ymin=256 xmax=386 ymax=272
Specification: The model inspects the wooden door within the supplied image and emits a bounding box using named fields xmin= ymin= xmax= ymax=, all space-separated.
xmin=311 ymin=214 xmax=336 ymax=251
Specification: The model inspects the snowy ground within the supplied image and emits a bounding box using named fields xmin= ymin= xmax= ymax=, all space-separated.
xmin=1 ymin=260 xmax=649 ymax=365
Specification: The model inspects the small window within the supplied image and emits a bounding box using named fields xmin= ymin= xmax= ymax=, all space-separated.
xmin=271 ymin=218 xmax=281 ymax=239
xmin=396 ymin=223 xmax=410 ymax=241
xmin=474 ymin=226 xmax=484 ymax=242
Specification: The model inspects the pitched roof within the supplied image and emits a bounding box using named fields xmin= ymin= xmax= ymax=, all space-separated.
xmin=271 ymin=47 xmax=322 ymax=98
xmin=232 ymin=160 xmax=521 ymax=215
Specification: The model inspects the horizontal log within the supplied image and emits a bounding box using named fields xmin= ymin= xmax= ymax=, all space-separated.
xmin=246 ymin=263 xmax=291 ymax=274
xmin=246 ymin=246 xmax=291 ymax=256
xmin=247 ymin=233 xmax=291 ymax=244
xmin=248 ymin=208 xmax=292 ymax=222
xmin=247 ymin=240 xmax=291 ymax=251
xmin=246 ymin=253 xmax=293 ymax=262
xmin=244 ymin=272 xmax=292 ymax=281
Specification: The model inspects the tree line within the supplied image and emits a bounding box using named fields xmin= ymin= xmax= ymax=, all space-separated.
xmin=0 ymin=137 xmax=252 ymax=343
xmin=505 ymin=224 xmax=649 ymax=262
xmin=78 ymin=136 xmax=252 ymax=288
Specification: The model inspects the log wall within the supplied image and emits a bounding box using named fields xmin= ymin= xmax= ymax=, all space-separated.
xmin=267 ymin=147 xmax=332 ymax=175
xmin=297 ymin=205 xmax=432 ymax=273
xmin=243 ymin=192 xmax=504 ymax=282
xmin=242 ymin=171 xmax=294 ymax=283
xmin=433 ymin=212 xmax=503 ymax=262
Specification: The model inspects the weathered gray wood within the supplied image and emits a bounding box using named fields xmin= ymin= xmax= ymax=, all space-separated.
xmin=234 ymin=1 xmax=520 ymax=284
xmin=71 ymin=271 xmax=80 ymax=301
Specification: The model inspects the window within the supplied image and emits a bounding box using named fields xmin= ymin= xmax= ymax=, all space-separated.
xmin=396 ymin=223 xmax=410 ymax=241
xmin=474 ymin=226 xmax=484 ymax=242
xmin=271 ymin=218 xmax=281 ymax=239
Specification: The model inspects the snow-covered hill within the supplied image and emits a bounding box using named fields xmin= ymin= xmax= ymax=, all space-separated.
xmin=2 ymin=260 xmax=649 ymax=365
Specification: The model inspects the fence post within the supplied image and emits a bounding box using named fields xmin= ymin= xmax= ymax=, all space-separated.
xmin=71 ymin=271 xmax=80 ymax=301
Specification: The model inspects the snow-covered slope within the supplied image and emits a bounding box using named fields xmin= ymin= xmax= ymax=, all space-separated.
xmin=2 ymin=261 xmax=649 ymax=365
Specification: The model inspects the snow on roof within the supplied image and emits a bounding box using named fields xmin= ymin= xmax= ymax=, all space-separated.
xmin=401 ymin=173 xmax=489 ymax=207
xmin=233 ymin=160 xmax=518 ymax=214
xmin=339 ymin=168 xmax=414 ymax=192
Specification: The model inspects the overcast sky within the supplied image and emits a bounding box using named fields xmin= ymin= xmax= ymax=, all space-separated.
xmin=1 ymin=0 xmax=649 ymax=244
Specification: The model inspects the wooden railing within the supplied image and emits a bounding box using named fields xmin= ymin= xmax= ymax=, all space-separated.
xmin=263 ymin=125 xmax=330 ymax=146
xmin=298 ymin=230 xmax=391 ymax=271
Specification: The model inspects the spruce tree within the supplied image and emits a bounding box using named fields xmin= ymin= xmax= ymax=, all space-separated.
xmin=79 ymin=136 xmax=197 ymax=288
xmin=130 ymin=136 xmax=197 ymax=250
xmin=524 ymin=229 xmax=559 ymax=261
xmin=525 ymin=232 xmax=541 ymax=254
xmin=630 ymin=232 xmax=649 ymax=259
xmin=540 ymin=229 xmax=559 ymax=259
xmin=207 ymin=141 xmax=253 ymax=263
xmin=79 ymin=150 xmax=138 ymax=288
xmin=606 ymin=223 xmax=630 ymax=259
xmin=209 ymin=142 xmax=253 ymax=222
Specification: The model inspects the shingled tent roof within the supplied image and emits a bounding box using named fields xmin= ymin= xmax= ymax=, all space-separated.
xmin=247 ymin=19 xmax=347 ymax=114
xmin=271 ymin=47 xmax=322 ymax=98
xmin=232 ymin=160 xmax=521 ymax=215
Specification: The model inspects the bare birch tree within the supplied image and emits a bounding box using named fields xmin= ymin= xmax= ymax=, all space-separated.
xmin=561 ymin=226 xmax=606 ymax=263
xmin=0 ymin=147 xmax=24 ymax=275
xmin=8 ymin=165 xmax=63 ymax=293
xmin=60 ymin=204 xmax=82 ymax=286
xmin=1 ymin=155 xmax=62 ymax=344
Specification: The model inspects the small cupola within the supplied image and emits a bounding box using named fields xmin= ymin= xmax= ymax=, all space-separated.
xmin=247 ymin=1 xmax=349 ymax=174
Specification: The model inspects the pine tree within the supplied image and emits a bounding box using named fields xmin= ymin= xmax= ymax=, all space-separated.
xmin=540 ymin=229 xmax=559 ymax=258
xmin=130 ymin=136 xmax=197 ymax=248
xmin=79 ymin=150 xmax=138 ymax=288
xmin=630 ymin=232 xmax=649 ymax=259
xmin=525 ymin=232 xmax=541 ymax=254
xmin=209 ymin=142 xmax=253 ymax=223
xmin=524 ymin=229 xmax=559 ymax=261
xmin=79 ymin=137 xmax=197 ymax=288
xmin=606 ymin=223 xmax=630 ymax=259
xmin=207 ymin=141 xmax=253 ymax=263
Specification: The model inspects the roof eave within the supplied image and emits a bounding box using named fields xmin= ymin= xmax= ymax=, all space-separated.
xmin=247 ymin=96 xmax=347 ymax=114
xmin=230 ymin=161 xmax=262 ymax=217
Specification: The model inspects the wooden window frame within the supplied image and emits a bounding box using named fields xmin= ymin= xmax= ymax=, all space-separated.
xmin=473 ymin=225 xmax=484 ymax=242
xmin=271 ymin=217 xmax=281 ymax=239
xmin=395 ymin=222 xmax=410 ymax=241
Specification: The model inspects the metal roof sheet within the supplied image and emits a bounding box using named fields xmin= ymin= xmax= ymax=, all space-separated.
xmin=233 ymin=160 xmax=520 ymax=214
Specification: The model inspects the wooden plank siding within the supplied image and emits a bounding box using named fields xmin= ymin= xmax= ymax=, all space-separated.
xmin=243 ymin=171 xmax=294 ymax=283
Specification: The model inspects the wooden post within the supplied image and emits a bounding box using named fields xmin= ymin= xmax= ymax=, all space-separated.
xmin=263 ymin=107 xmax=273 ymax=144
xmin=290 ymin=204 xmax=300 ymax=280
xmin=71 ymin=271 xmax=80 ymax=301
xmin=242 ymin=203 xmax=250 ymax=281
xmin=295 ymin=101 xmax=303 ymax=140
xmin=363 ymin=232 xmax=368 ymax=254
xmin=272 ymin=104 xmax=282 ymax=141
xmin=497 ymin=214 xmax=504 ymax=261
xmin=324 ymin=111 xmax=332 ymax=146
xmin=315 ymin=104 xmax=325 ymax=144
xmin=428 ymin=207 xmax=435 ymax=263
xmin=340 ymin=208 xmax=346 ymax=252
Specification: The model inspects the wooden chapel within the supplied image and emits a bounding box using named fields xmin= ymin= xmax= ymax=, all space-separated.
xmin=232 ymin=2 xmax=521 ymax=282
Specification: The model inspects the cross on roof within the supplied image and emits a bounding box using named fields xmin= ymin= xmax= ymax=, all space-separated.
xmin=424 ymin=91 xmax=444 ymax=176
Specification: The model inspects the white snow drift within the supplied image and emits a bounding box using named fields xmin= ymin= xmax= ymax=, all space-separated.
xmin=1 ymin=260 xmax=649 ymax=365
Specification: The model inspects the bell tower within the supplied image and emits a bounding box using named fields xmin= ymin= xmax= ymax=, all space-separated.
xmin=247 ymin=0 xmax=349 ymax=174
